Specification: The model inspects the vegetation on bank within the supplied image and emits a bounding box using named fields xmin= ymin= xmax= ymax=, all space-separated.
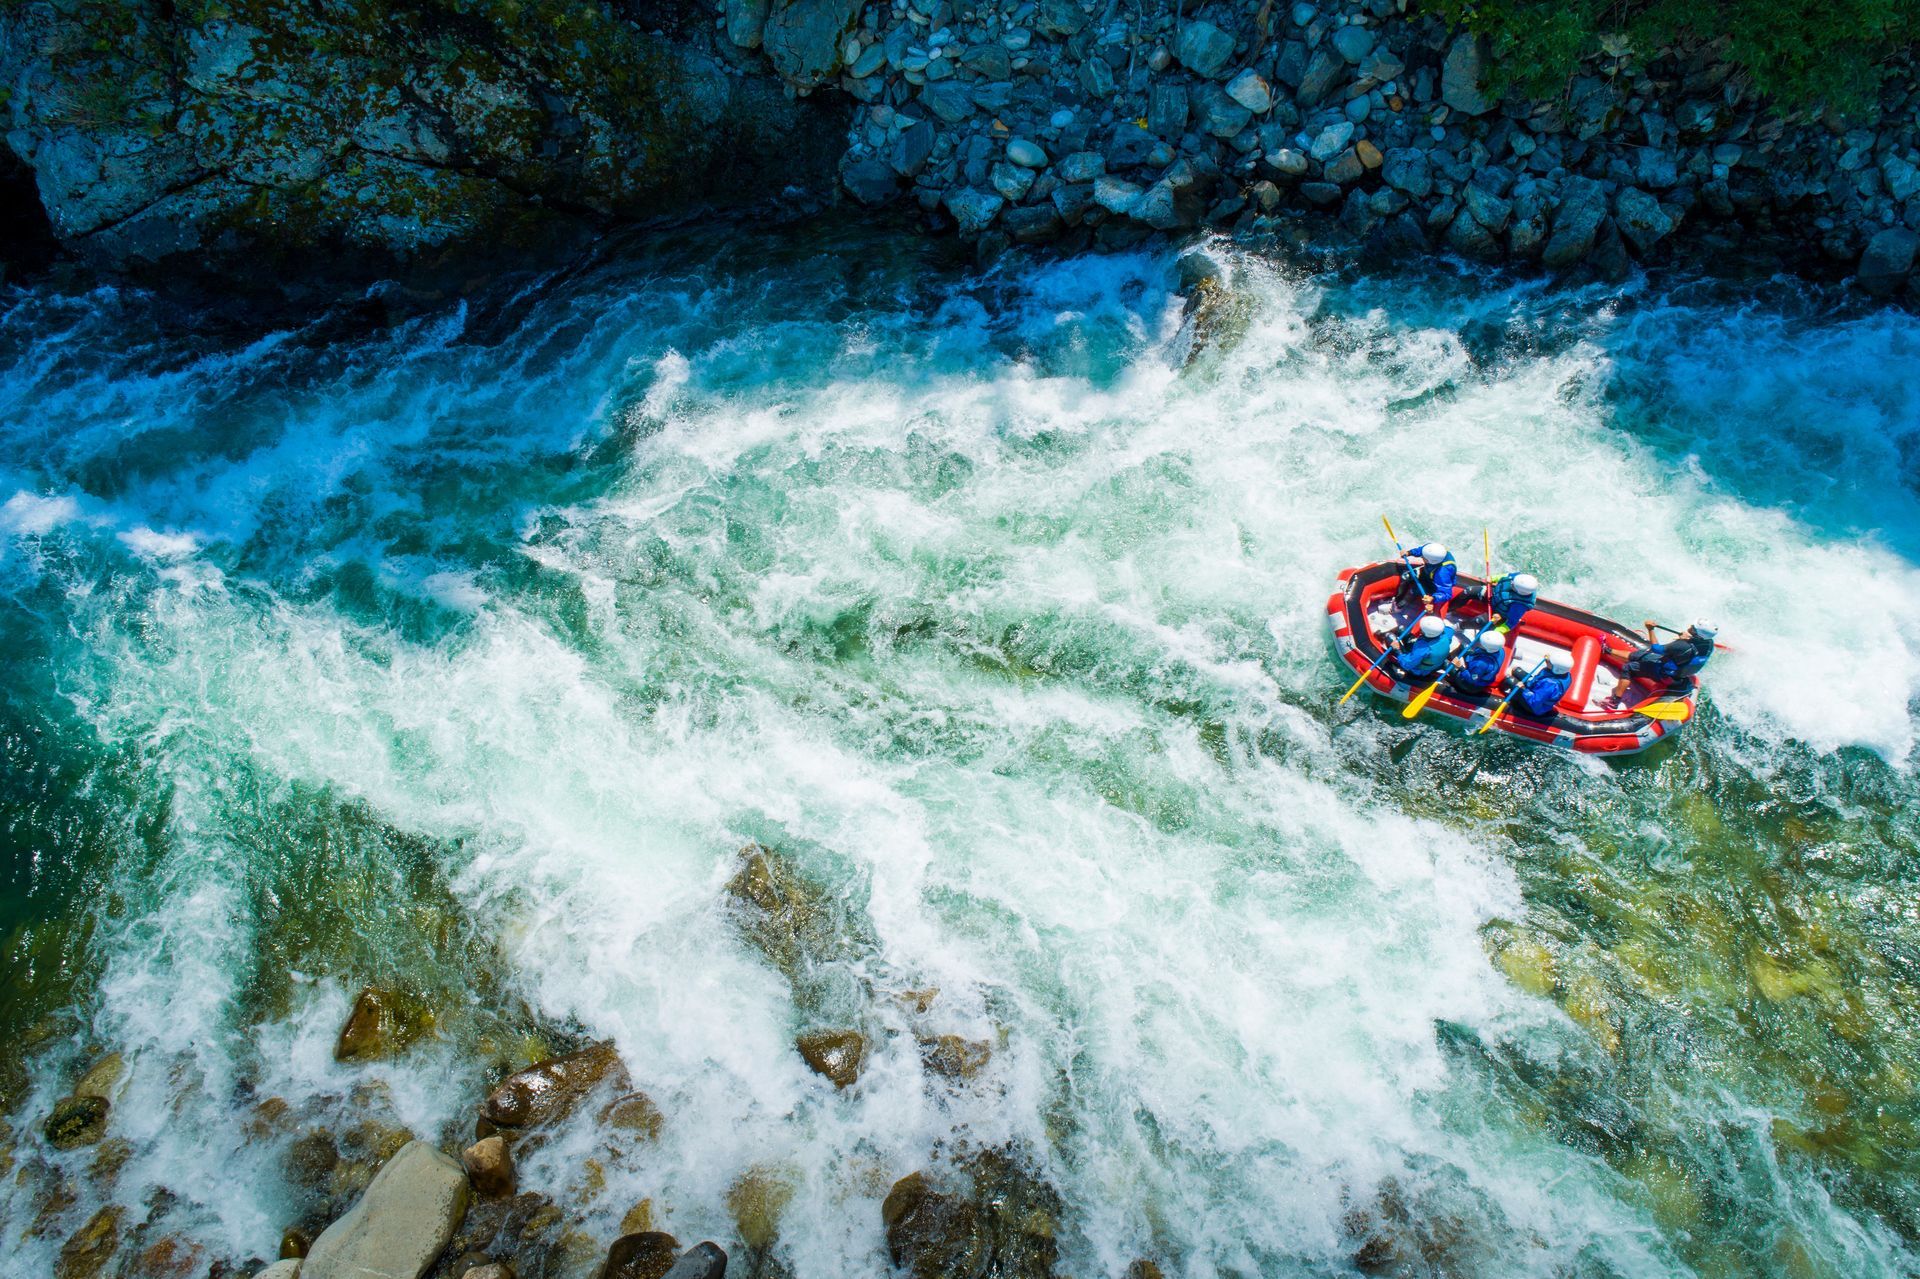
xmin=1422 ymin=0 xmax=1918 ymax=110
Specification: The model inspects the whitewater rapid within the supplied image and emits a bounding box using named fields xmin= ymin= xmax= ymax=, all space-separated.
xmin=2 ymin=226 xmax=1917 ymax=1277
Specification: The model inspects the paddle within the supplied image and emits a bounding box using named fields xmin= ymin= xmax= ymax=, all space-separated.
xmin=1634 ymin=700 xmax=1693 ymax=722
xmin=1646 ymin=620 xmax=1735 ymax=653
xmin=1402 ymin=669 xmax=1445 ymax=719
xmin=1381 ymin=515 xmax=1419 ymax=594
xmin=1476 ymin=660 xmax=1546 ymax=735
xmin=1340 ymin=618 xmax=1420 ymax=707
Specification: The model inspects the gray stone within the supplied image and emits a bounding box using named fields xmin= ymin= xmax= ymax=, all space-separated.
xmin=1858 ymin=228 xmax=1919 ymax=296
xmin=1541 ymin=176 xmax=1608 ymax=267
xmin=1134 ymin=179 xmax=1199 ymax=229
xmin=1441 ymin=34 xmax=1494 ymax=116
xmin=1380 ymin=149 xmax=1432 ymax=198
xmin=1324 ymin=147 xmax=1364 ymax=185
xmin=1359 ymin=49 xmax=1404 ymax=85
xmin=1226 ymin=70 xmax=1274 ymax=114
xmin=1614 ymin=186 xmax=1675 ymax=255
xmin=1331 ymin=25 xmax=1375 ymax=64
xmin=254 ymin=1263 xmax=302 ymax=1279
xmin=1035 ymin=0 xmax=1089 ymax=37
xmin=1004 ymin=204 xmax=1063 ymax=242
xmin=1106 ymin=122 xmax=1158 ymax=168
xmin=301 ymin=1141 xmax=469 ymax=1279
xmin=1079 ymin=57 xmax=1115 ymax=98
xmin=1197 ymin=86 xmax=1253 ymax=139
xmin=1443 ymin=208 xmax=1500 ymax=259
xmin=1299 ymin=181 xmax=1342 ymax=205
xmin=1149 ymin=83 xmax=1189 ymax=138
xmin=990 ymin=161 xmax=1036 ymax=202
xmin=1007 ymin=138 xmax=1048 ymax=169
xmin=1274 ymin=40 xmax=1310 ymax=89
xmin=660 ymin=1243 xmax=729 ymax=1279
xmin=1463 ymin=183 xmax=1511 ymax=232
xmin=1093 ymin=175 xmax=1144 ymax=214
xmin=1309 ymin=121 xmax=1354 ymax=162
xmin=1052 ymin=182 xmax=1096 ymax=222
xmin=1059 ymin=151 xmax=1105 ymax=182
xmin=959 ymin=43 xmax=1011 ymax=80
xmin=920 ymin=81 xmax=977 ymax=123
xmin=1175 ymin=20 xmax=1236 ymax=79
xmin=944 ymin=187 xmax=1005 ymax=233
xmin=890 ymin=119 xmax=937 ymax=176
xmin=762 ymin=0 xmax=865 ymax=91
xmin=1265 ymin=147 xmax=1310 ymax=177
xmin=1883 ymin=154 xmax=1920 ymax=203
xmin=726 ymin=0 xmax=771 ymax=49
xmin=841 ymin=155 xmax=901 ymax=205
xmin=1296 ymin=49 xmax=1346 ymax=105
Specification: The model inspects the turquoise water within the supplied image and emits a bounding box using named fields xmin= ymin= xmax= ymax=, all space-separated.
xmin=2 ymin=221 xmax=1918 ymax=1277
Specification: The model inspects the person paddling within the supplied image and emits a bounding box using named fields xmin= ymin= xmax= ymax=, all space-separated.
xmin=1396 ymin=542 xmax=1458 ymax=614
xmin=1476 ymin=570 xmax=1538 ymax=633
xmin=1446 ymin=629 xmax=1509 ymax=694
xmin=1624 ymin=620 xmax=1716 ymax=685
xmin=1388 ymin=613 xmax=1456 ymax=681
xmin=1504 ymin=651 xmax=1572 ymax=719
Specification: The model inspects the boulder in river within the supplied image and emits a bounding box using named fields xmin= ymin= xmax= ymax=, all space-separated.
xmin=72 ymin=1052 xmax=124 ymax=1102
xmin=480 ymin=1042 xmax=627 ymax=1131
xmin=335 ymin=986 xmax=436 ymax=1062
xmin=796 ymin=1029 xmax=869 ymax=1088
xmin=461 ymin=1135 xmax=515 ymax=1199
xmin=599 ymin=1230 xmax=682 ymax=1279
xmin=659 ymin=1243 xmax=728 ymax=1279
xmin=728 ymin=1164 xmax=797 ymax=1250
xmin=44 ymin=1095 xmax=109 ymax=1150
xmin=882 ymin=1148 xmax=1060 ymax=1279
xmin=55 ymin=1206 xmax=122 ymax=1279
xmin=1857 ymin=228 xmax=1918 ymax=297
xmin=601 ymin=1091 xmax=665 ymax=1141
xmin=725 ymin=844 xmax=865 ymax=983
xmin=301 ymin=1140 xmax=470 ymax=1279
xmin=919 ymin=1034 xmax=993 ymax=1080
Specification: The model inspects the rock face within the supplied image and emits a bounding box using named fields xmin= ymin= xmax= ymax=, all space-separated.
xmin=302 ymin=1140 xmax=470 ymax=1279
xmin=0 ymin=0 xmax=842 ymax=283
xmin=882 ymin=1149 xmax=1061 ymax=1279
xmin=480 ymin=1043 xmax=627 ymax=1131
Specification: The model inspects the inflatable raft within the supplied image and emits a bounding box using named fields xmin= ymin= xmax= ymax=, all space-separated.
xmin=1325 ymin=560 xmax=1697 ymax=755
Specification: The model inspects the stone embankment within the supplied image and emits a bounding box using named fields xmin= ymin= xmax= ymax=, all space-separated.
xmin=731 ymin=0 xmax=1920 ymax=297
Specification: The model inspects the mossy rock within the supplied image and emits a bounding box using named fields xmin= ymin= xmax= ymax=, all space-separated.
xmin=728 ymin=1164 xmax=797 ymax=1251
xmin=44 ymin=1095 xmax=109 ymax=1151
xmin=883 ymin=1148 xmax=1060 ymax=1279
xmin=55 ymin=1206 xmax=123 ymax=1279
xmin=335 ymin=985 xmax=437 ymax=1062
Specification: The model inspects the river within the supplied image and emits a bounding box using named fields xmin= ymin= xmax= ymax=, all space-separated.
xmin=1 ymin=220 xmax=1917 ymax=1277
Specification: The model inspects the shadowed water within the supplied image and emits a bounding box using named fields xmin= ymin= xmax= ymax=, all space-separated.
xmin=1 ymin=220 xmax=1917 ymax=1278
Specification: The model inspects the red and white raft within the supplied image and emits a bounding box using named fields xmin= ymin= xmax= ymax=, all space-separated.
xmin=1325 ymin=560 xmax=1698 ymax=756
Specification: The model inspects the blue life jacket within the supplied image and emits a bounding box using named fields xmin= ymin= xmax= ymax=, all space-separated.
xmin=1515 ymin=669 xmax=1569 ymax=717
xmin=1629 ymin=636 xmax=1712 ymax=682
xmin=1407 ymin=552 xmax=1458 ymax=606
xmin=1488 ymin=573 xmax=1534 ymax=629
xmin=1455 ymin=643 xmax=1504 ymax=687
xmin=1396 ymin=626 xmax=1456 ymax=677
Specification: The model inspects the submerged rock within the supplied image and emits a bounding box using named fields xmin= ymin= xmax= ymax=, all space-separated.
xmin=919 ymin=1035 xmax=992 ymax=1080
xmin=335 ymin=986 xmax=436 ymax=1062
xmin=302 ymin=1140 xmax=470 ymax=1279
xmin=599 ymin=1231 xmax=682 ymax=1279
xmin=601 ymin=1091 xmax=666 ymax=1141
xmin=72 ymin=1052 xmax=124 ymax=1103
xmin=55 ymin=1206 xmax=123 ymax=1279
xmin=796 ymin=1030 xmax=869 ymax=1088
xmin=882 ymin=1149 xmax=1060 ymax=1279
xmin=44 ymin=1095 xmax=109 ymax=1151
xmin=728 ymin=1165 xmax=797 ymax=1250
xmin=480 ymin=1042 xmax=627 ymax=1131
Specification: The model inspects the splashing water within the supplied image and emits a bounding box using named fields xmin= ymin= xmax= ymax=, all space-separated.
xmin=2 ymin=221 xmax=1918 ymax=1278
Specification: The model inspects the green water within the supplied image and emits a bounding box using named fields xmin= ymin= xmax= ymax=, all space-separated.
xmin=0 ymin=222 xmax=1917 ymax=1276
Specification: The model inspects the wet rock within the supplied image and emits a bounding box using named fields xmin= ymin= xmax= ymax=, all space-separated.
xmin=1441 ymin=34 xmax=1494 ymax=117
xmin=1613 ymin=187 xmax=1675 ymax=256
xmin=919 ymin=1034 xmax=992 ymax=1079
xmin=281 ymin=1225 xmax=314 ymax=1258
xmin=336 ymin=986 xmax=436 ymax=1062
xmin=600 ymin=1231 xmax=682 ymax=1279
xmin=45 ymin=1095 xmax=109 ymax=1150
xmin=725 ymin=845 xmax=863 ymax=982
xmin=129 ymin=1234 xmax=205 ymax=1278
xmin=602 ymin=1091 xmax=665 ymax=1141
xmin=72 ymin=1052 xmax=124 ymax=1102
xmin=882 ymin=1149 xmax=1060 ymax=1279
xmin=796 ymin=1030 xmax=869 ymax=1089
xmin=763 ymin=0 xmax=865 ymax=91
xmin=1174 ymin=20 xmax=1235 ymax=79
xmin=660 ymin=1244 xmax=728 ymax=1279
xmin=462 ymin=1136 xmax=514 ymax=1199
xmin=1858 ymin=228 xmax=1918 ymax=296
xmin=841 ymin=156 xmax=902 ymax=206
xmin=55 ymin=1206 xmax=123 ymax=1279
xmin=1541 ymin=177 xmax=1608 ymax=268
xmin=480 ymin=1042 xmax=627 ymax=1131
xmin=462 ymin=1266 xmax=512 ymax=1279
xmin=1296 ymin=49 xmax=1347 ymax=105
xmin=1225 ymin=70 xmax=1273 ymax=115
xmin=945 ymin=188 xmax=1006 ymax=235
xmin=302 ymin=1141 xmax=471 ymax=1279
xmin=436 ymin=1190 xmax=564 ymax=1278
xmin=1443 ymin=210 xmax=1500 ymax=260
xmin=728 ymin=1165 xmax=797 ymax=1250
xmin=287 ymin=1129 xmax=343 ymax=1195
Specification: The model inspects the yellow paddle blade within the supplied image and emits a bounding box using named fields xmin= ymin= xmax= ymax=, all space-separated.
xmin=1476 ymin=707 xmax=1505 ymax=735
xmin=1338 ymin=664 xmax=1375 ymax=706
xmin=1382 ymin=514 xmax=1401 ymax=548
xmin=1636 ymin=700 xmax=1693 ymax=722
xmin=1402 ymin=678 xmax=1441 ymax=719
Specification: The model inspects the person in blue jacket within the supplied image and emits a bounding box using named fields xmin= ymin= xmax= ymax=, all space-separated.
xmin=1482 ymin=571 xmax=1538 ymax=632
xmin=1446 ymin=628 xmax=1509 ymax=694
xmin=1504 ymin=652 xmax=1572 ymax=719
xmin=1388 ymin=613 xmax=1456 ymax=681
xmin=1396 ymin=542 xmax=1458 ymax=614
xmin=1623 ymin=620 xmax=1716 ymax=685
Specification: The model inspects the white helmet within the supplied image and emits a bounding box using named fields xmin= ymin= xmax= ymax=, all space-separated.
xmin=1513 ymin=573 xmax=1538 ymax=597
xmin=1690 ymin=620 xmax=1717 ymax=639
xmin=1421 ymin=543 xmax=1449 ymax=564
xmin=1547 ymin=652 xmax=1573 ymax=675
xmin=1478 ymin=630 xmax=1506 ymax=653
xmin=1418 ymin=615 xmax=1446 ymax=638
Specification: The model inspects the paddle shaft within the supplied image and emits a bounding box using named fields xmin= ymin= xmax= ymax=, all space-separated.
xmin=1477 ymin=660 xmax=1547 ymax=735
xmin=1341 ymin=618 xmax=1420 ymax=706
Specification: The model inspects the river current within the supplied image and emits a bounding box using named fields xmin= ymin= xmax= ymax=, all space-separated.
xmin=2 ymin=222 xmax=1917 ymax=1277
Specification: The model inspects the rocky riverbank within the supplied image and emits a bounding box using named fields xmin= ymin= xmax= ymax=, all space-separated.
xmin=794 ymin=0 xmax=1920 ymax=296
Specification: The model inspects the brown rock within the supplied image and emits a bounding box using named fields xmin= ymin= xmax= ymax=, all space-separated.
xmin=335 ymin=986 xmax=435 ymax=1062
xmin=725 ymin=844 xmax=851 ymax=978
xmin=480 ymin=1042 xmax=627 ymax=1130
xmin=280 ymin=1225 xmax=314 ymax=1258
xmin=127 ymin=1235 xmax=203 ymax=1279
xmin=919 ymin=1035 xmax=991 ymax=1080
xmin=87 ymin=1137 xmax=133 ymax=1185
xmin=245 ymin=1096 xmax=294 ymax=1139
xmin=286 ymin=1128 xmax=341 ymax=1193
xmin=55 ymin=1206 xmax=123 ymax=1279
xmin=463 ymin=1135 xmax=516 ymax=1198
xmin=796 ymin=1030 xmax=868 ymax=1089
xmin=618 ymin=1199 xmax=655 ymax=1235
xmin=44 ymin=1095 xmax=109 ymax=1150
xmin=72 ymin=1052 xmax=124 ymax=1102
xmin=1127 ymin=1263 xmax=1164 ymax=1279
xmin=727 ymin=1165 xmax=796 ymax=1250
xmin=601 ymin=1091 xmax=664 ymax=1140
xmin=1355 ymin=139 xmax=1384 ymax=171
xmin=598 ymin=1230 xmax=682 ymax=1279
xmin=894 ymin=988 xmax=939 ymax=1013
xmin=883 ymin=1149 xmax=1059 ymax=1279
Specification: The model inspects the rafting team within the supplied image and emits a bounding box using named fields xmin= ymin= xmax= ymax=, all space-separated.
xmin=1379 ymin=541 xmax=1717 ymax=721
